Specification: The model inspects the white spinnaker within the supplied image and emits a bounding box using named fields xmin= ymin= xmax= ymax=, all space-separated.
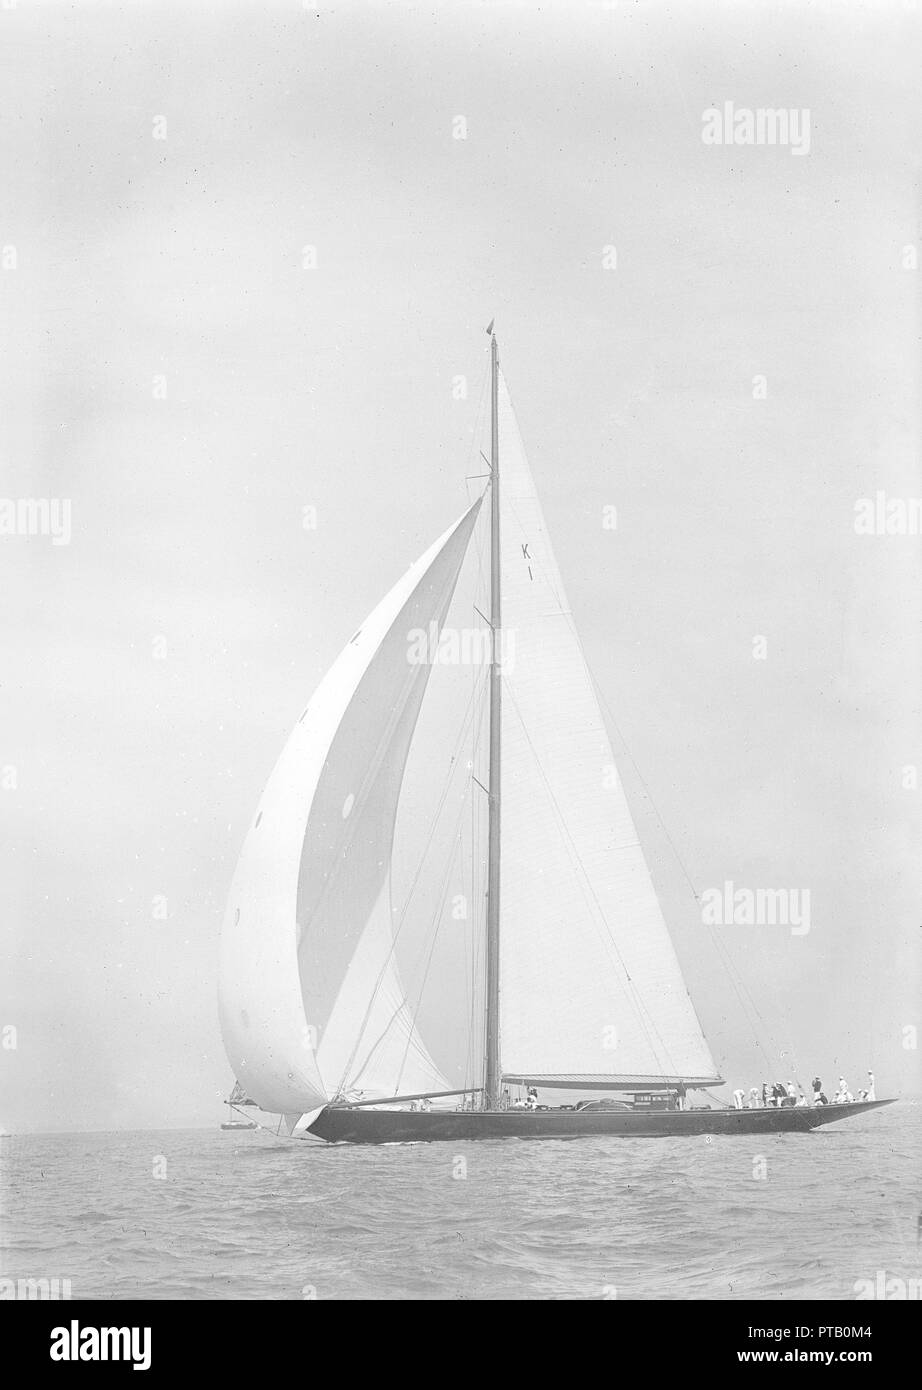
xmin=496 ymin=373 xmax=719 ymax=1086
xmin=219 ymin=498 xmax=481 ymax=1114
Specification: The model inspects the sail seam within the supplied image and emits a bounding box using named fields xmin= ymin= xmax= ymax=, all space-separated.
xmin=349 ymin=766 xmax=472 ymax=1093
xmin=501 ymin=674 xmax=685 ymax=1080
xmin=331 ymin=663 xmax=487 ymax=1097
xmin=580 ymin=654 xmax=791 ymax=1080
xmin=391 ymin=793 xmax=468 ymax=1091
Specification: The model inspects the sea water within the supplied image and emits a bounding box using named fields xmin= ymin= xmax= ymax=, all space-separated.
xmin=1 ymin=1103 xmax=919 ymax=1300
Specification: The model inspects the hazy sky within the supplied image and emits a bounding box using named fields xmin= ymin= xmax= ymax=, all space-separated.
xmin=1 ymin=0 xmax=920 ymax=1132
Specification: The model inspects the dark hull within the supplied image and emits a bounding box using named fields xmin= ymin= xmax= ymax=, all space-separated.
xmin=307 ymin=1099 xmax=894 ymax=1145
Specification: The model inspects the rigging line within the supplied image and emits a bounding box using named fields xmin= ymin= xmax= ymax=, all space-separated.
xmin=497 ymin=672 xmax=684 ymax=1073
xmin=462 ymin=598 xmax=487 ymax=1062
xmin=334 ymin=680 xmax=482 ymax=1096
xmin=580 ymin=660 xmax=786 ymax=1077
xmin=466 ymin=681 xmax=488 ymax=1095
xmin=469 ymin=499 xmax=490 ymax=1096
xmin=391 ymin=664 xmax=487 ymax=932
xmin=700 ymin=1089 xmax=731 ymax=1110
xmin=463 ymin=661 xmax=488 ymax=1092
xmin=354 ymin=772 xmax=472 ymax=1094
xmin=464 ymin=841 xmax=486 ymax=1094
xmin=500 ymin=496 xmax=699 ymax=1032
xmin=506 ymin=490 xmax=780 ymax=1077
xmin=582 ymin=684 xmax=781 ymax=1064
xmin=461 ymin=745 xmax=473 ymax=1086
xmin=461 ymin=666 xmax=481 ymax=1095
xmin=507 ymin=484 xmax=789 ymax=1076
xmin=468 ymin=510 xmax=489 ymax=1064
xmin=333 ymin=742 xmax=474 ymax=1099
xmin=226 ymin=1104 xmax=296 ymax=1141
xmin=333 ymin=668 xmax=487 ymax=1096
xmin=466 ymin=935 xmax=482 ymax=1095
xmin=418 ymin=656 xmax=488 ymax=1100
xmin=397 ymin=800 xmax=472 ymax=1089
xmin=499 ymin=495 xmax=712 ymax=1074
xmin=495 ymin=407 xmax=788 ymax=1082
xmin=501 ymin=677 xmax=685 ymax=1080
xmin=393 ymin=784 xmax=472 ymax=1092
xmin=298 ymin=559 xmax=468 ymax=982
xmin=397 ymin=758 xmax=474 ymax=1071
xmin=593 ymin=729 xmax=775 ymax=1074
xmin=466 ymin=660 xmax=481 ymax=1092
xmin=457 ymin=502 xmax=489 ymax=1102
xmin=463 ymin=355 xmax=491 ymax=505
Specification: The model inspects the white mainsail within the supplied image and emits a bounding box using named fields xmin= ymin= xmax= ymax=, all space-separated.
xmin=495 ymin=372 xmax=720 ymax=1088
xmin=218 ymin=498 xmax=482 ymax=1115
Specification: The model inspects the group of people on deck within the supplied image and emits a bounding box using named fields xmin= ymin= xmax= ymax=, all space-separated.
xmin=510 ymin=1087 xmax=540 ymax=1110
xmin=730 ymin=1071 xmax=875 ymax=1109
xmin=496 ymin=1087 xmax=540 ymax=1110
xmin=809 ymin=1072 xmax=875 ymax=1105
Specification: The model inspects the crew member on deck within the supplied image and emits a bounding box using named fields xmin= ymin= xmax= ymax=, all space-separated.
xmin=732 ymin=1087 xmax=745 ymax=1110
xmin=866 ymin=1070 xmax=876 ymax=1101
xmin=674 ymin=1080 xmax=687 ymax=1111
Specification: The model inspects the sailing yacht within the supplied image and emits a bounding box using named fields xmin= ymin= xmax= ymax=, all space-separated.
xmin=220 ymin=1081 xmax=258 ymax=1130
xmin=218 ymin=329 xmax=892 ymax=1143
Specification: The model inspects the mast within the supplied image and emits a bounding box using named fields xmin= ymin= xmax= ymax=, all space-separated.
xmin=484 ymin=327 xmax=501 ymax=1107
